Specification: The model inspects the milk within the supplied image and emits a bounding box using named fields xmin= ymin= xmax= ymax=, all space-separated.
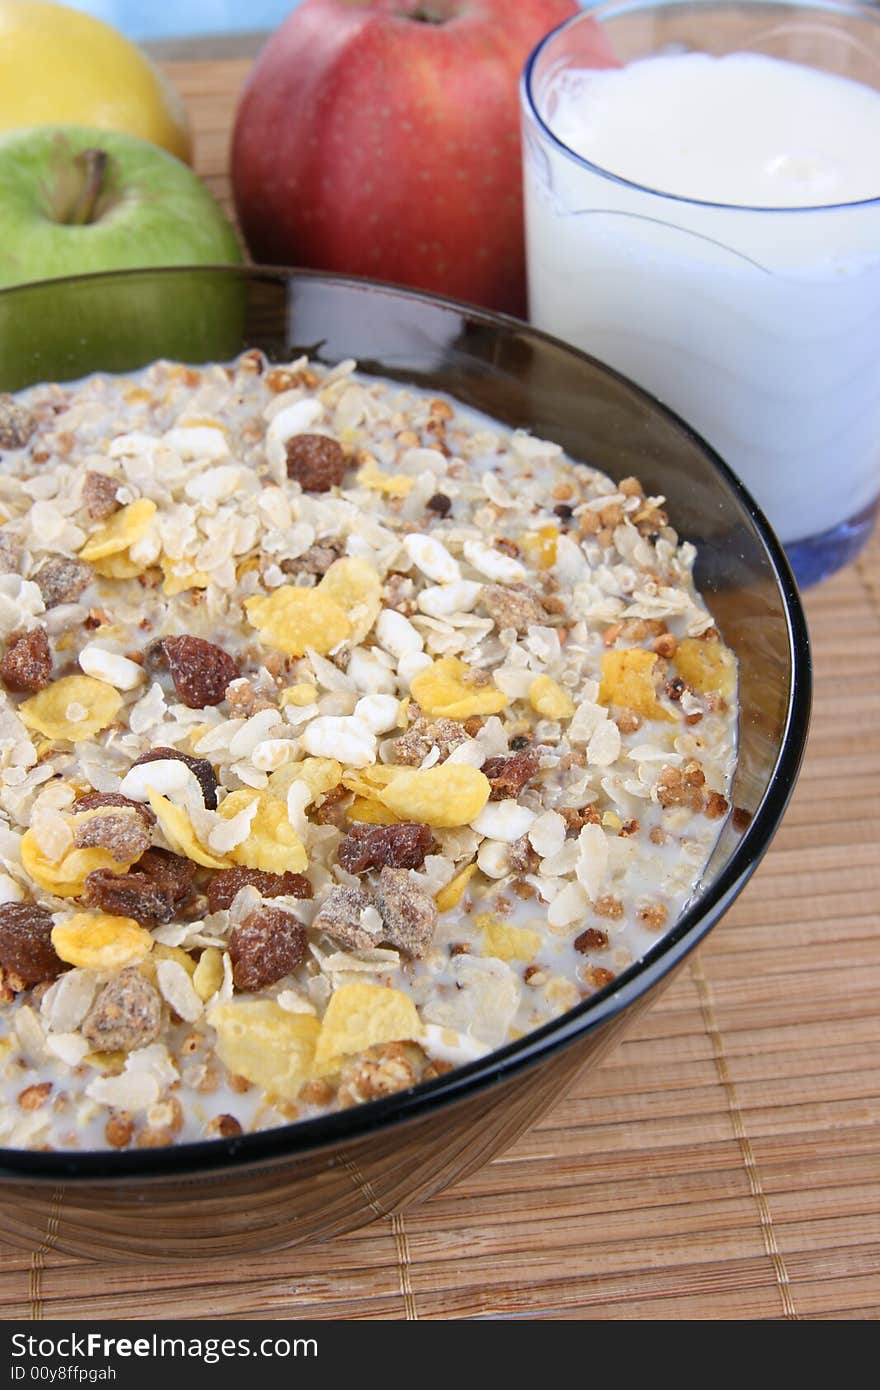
xmin=523 ymin=52 xmax=880 ymax=546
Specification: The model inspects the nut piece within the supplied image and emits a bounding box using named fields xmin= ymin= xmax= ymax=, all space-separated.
xmin=312 ymin=885 xmax=377 ymax=951
xmin=480 ymin=583 xmax=546 ymax=634
xmin=280 ymin=539 xmax=343 ymax=577
xmin=374 ymin=867 xmax=437 ymax=959
xmin=482 ymin=748 xmax=541 ymax=801
xmin=0 ymin=394 xmax=35 ymax=450
xmin=83 ymin=848 xmax=196 ymax=926
xmin=82 ymin=968 xmax=162 ymax=1053
xmin=206 ymin=866 xmax=313 ymax=914
xmin=131 ymin=746 xmax=219 ymax=809
xmin=0 ymin=627 xmax=52 ymax=693
xmin=573 ymin=927 xmax=609 ymax=953
xmin=337 ymin=1040 xmax=429 ymax=1107
xmin=161 ymin=635 xmax=239 ymax=709
xmin=34 ymin=556 xmax=93 ymax=608
xmin=285 ymin=434 xmax=346 ymax=492
xmin=0 ymin=534 xmax=22 ymax=575
xmin=228 ymin=906 xmax=308 ymax=991
xmin=391 ymin=711 xmax=469 ymax=766
xmin=205 ymin=1113 xmax=243 ymax=1139
xmin=82 ymin=471 xmax=121 ymax=520
xmin=0 ymin=902 xmax=64 ymax=988
xmin=337 ymin=822 xmax=434 ymax=875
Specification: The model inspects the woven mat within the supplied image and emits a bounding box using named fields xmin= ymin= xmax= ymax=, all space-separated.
xmin=1 ymin=59 xmax=879 ymax=1321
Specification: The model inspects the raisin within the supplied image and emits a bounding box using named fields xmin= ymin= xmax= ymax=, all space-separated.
xmin=285 ymin=434 xmax=346 ymax=492
xmin=82 ymin=969 xmax=162 ymax=1053
xmin=0 ymin=627 xmax=52 ymax=693
xmin=509 ymin=735 xmax=531 ymax=751
xmin=73 ymin=791 xmax=155 ymax=826
xmin=553 ymin=503 xmax=574 ymax=520
xmin=162 ymin=635 xmax=238 ymax=709
xmin=426 ymin=493 xmax=451 ymax=516
xmin=73 ymin=810 xmax=151 ymax=863
xmin=338 ymin=822 xmax=434 ymax=874
xmin=229 ymin=907 xmax=307 ymax=991
xmin=34 ymin=556 xmax=92 ymax=608
xmin=0 ymin=395 xmax=35 ymax=450
xmin=374 ymin=867 xmax=437 ymax=959
xmin=574 ymin=928 xmax=610 ymax=954
xmin=0 ymin=902 xmax=64 ymax=989
xmin=83 ymin=848 xmax=195 ymax=925
xmin=482 ymin=749 xmax=541 ymax=801
xmin=206 ymin=867 xmax=313 ymax=914
xmin=312 ymin=885 xmax=377 ymax=951
xmin=82 ymin=471 xmax=120 ymax=520
xmin=313 ymin=783 xmax=350 ymax=827
xmin=131 ymin=746 xmax=219 ymax=809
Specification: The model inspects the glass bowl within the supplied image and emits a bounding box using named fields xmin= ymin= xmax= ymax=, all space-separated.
xmin=0 ymin=267 xmax=811 ymax=1260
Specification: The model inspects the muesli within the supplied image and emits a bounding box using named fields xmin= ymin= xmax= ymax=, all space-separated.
xmin=0 ymin=352 xmax=736 ymax=1150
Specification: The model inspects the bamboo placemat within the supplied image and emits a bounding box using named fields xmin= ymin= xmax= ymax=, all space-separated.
xmin=1 ymin=58 xmax=878 ymax=1321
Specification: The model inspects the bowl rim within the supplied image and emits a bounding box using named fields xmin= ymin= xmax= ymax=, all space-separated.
xmin=0 ymin=264 xmax=812 ymax=1181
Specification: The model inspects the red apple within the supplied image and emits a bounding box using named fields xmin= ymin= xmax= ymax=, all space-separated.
xmin=231 ymin=0 xmax=583 ymax=316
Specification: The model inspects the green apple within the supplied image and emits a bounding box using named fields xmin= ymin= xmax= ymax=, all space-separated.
xmin=0 ymin=125 xmax=245 ymax=389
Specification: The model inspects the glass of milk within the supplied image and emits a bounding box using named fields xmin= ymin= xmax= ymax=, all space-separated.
xmin=521 ymin=0 xmax=880 ymax=586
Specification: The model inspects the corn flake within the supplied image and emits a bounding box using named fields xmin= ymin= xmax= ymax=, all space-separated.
xmin=20 ymin=831 xmax=123 ymax=898
xmin=476 ymin=913 xmax=541 ymax=963
xmin=280 ymin=683 xmax=318 ymax=707
xmin=529 ymin=675 xmax=575 ymax=721
xmin=192 ymin=946 xmax=224 ymax=1002
xmin=210 ymin=999 xmax=319 ymax=1100
xmin=148 ymin=790 xmax=231 ymax=869
xmin=245 ymin=586 xmax=351 ymax=656
xmin=153 ymin=943 xmax=196 ymax=977
xmin=434 ymin=862 xmax=477 ymax=912
xmin=317 ymin=557 xmax=382 ymax=644
xmin=410 ymin=657 xmax=507 ymax=719
xmin=356 ymin=457 xmax=414 ymax=497
xmin=52 ymin=912 xmax=153 ymax=971
xmin=293 ymin=757 xmax=343 ymax=803
xmin=91 ymin=552 xmax=148 ymax=580
xmin=19 ymin=676 xmax=123 ymax=742
xmin=519 ymin=524 xmax=558 ymax=570
xmin=79 ymin=498 xmax=157 ymax=561
xmin=221 ymin=790 xmax=308 ymax=874
xmin=598 ymin=649 xmax=675 ymax=722
xmin=377 ymin=764 xmax=490 ymax=828
xmin=312 ymin=983 xmax=422 ymax=1075
xmin=674 ymin=638 xmax=736 ymax=698
xmin=347 ymin=796 xmax=401 ymax=825
xmin=161 ymin=559 xmax=212 ymax=596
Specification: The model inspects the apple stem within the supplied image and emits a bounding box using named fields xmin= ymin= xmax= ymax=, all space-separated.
xmin=64 ymin=149 xmax=108 ymax=226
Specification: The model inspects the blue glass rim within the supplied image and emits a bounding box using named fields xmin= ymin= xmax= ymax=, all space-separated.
xmin=522 ymin=0 xmax=880 ymax=215
xmin=0 ymin=264 xmax=813 ymax=1184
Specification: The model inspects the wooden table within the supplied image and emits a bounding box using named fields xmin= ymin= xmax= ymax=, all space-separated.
xmin=1 ymin=58 xmax=878 ymax=1321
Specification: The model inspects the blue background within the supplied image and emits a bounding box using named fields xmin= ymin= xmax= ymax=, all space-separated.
xmin=66 ymin=1 xmax=302 ymax=41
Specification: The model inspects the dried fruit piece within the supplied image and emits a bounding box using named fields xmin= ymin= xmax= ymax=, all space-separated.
xmin=480 ymin=583 xmax=546 ymax=634
xmin=82 ymin=969 xmax=162 ymax=1053
xmin=377 ymin=764 xmax=490 ymax=829
xmin=0 ymin=394 xmax=35 ymax=450
xmin=434 ymin=862 xmax=477 ymax=913
xmin=219 ymin=790 xmax=308 ymax=875
xmin=245 ymin=586 xmax=351 ymax=657
xmin=0 ymin=627 xmax=52 ymax=693
xmin=18 ymin=675 xmax=122 ymax=741
xmin=131 ymin=746 xmax=218 ymax=809
xmin=33 ymin=556 xmax=92 ymax=608
xmin=312 ymin=982 xmax=422 ymax=1076
xmin=476 ymin=912 xmax=541 ymax=963
xmin=573 ymin=927 xmax=609 ymax=953
xmin=285 ymin=433 xmax=346 ymax=491
xmin=338 ymin=822 xmax=434 ymax=874
xmin=148 ymin=791 xmax=230 ymax=869
xmin=312 ymin=885 xmax=377 ymax=951
xmin=229 ymin=907 xmax=308 ymax=991
xmin=20 ymin=831 xmax=132 ymax=898
xmin=73 ymin=791 xmax=155 ymax=826
xmin=410 ymin=656 xmax=507 ymax=720
xmin=162 ymin=636 xmax=238 ymax=709
xmin=482 ymin=749 xmax=541 ymax=801
xmin=374 ymin=867 xmax=437 ymax=958
xmin=51 ymin=912 xmax=153 ymax=971
xmin=78 ymin=498 xmax=156 ymax=562
xmin=72 ymin=808 xmax=151 ymax=864
xmin=0 ymin=902 xmax=64 ymax=988
xmin=317 ymin=556 xmax=382 ymax=644
xmin=83 ymin=849 xmax=196 ymax=925
xmin=209 ymin=999 xmax=320 ymax=1099
xmin=82 ymin=471 xmax=120 ymax=521
xmin=598 ymin=649 xmax=675 ymax=722
xmin=674 ymin=638 xmax=736 ymax=698
xmin=206 ymin=867 xmax=313 ymax=914
xmin=529 ymin=675 xmax=575 ymax=721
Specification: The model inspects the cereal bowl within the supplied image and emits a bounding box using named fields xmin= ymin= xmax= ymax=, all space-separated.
xmin=0 ymin=267 xmax=810 ymax=1259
